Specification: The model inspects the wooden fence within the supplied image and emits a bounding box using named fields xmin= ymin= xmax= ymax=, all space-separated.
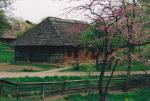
xmin=0 ymin=74 xmax=149 ymax=101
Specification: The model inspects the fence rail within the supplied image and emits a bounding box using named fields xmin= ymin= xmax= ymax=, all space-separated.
xmin=0 ymin=74 xmax=149 ymax=101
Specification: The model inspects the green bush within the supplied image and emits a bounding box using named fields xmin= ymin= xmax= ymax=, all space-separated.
xmin=21 ymin=68 xmax=36 ymax=72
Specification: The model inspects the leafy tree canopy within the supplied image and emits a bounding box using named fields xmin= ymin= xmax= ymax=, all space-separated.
xmin=0 ymin=0 xmax=11 ymax=9
xmin=81 ymin=25 xmax=128 ymax=54
xmin=0 ymin=10 xmax=10 ymax=36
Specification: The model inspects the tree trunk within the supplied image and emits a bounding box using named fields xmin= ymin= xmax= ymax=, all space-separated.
xmin=96 ymin=54 xmax=99 ymax=70
xmin=104 ymin=60 xmax=119 ymax=100
xmin=125 ymin=47 xmax=132 ymax=91
xmin=99 ymin=59 xmax=107 ymax=101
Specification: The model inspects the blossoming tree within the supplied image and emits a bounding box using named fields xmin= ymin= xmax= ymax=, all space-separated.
xmin=64 ymin=0 xmax=150 ymax=100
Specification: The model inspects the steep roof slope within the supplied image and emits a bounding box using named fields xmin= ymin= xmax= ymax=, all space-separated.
xmin=14 ymin=17 xmax=88 ymax=46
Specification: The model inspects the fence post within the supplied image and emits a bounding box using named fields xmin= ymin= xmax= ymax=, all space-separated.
xmin=146 ymin=75 xmax=149 ymax=86
xmin=0 ymin=81 xmax=3 ymax=99
xmin=42 ymin=83 xmax=45 ymax=99
xmin=62 ymin=81 xmax=66 ymax=94
xmin=85 ymin=80 xmax=88 ymax=93
xmin=16 ymin=84 xmax=20 ymax=101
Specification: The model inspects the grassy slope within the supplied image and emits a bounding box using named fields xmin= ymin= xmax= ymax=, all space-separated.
xmin=0 ymin=42 xmax=14 ymax=63
xmin=57 ymin=87 xmax=150 ymax=101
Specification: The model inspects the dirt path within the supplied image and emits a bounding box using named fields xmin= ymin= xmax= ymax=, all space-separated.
xmin=0 ymin=68 xmax=149 ymax=78
xmin=0 ymin=63 xmax=44 ymax=72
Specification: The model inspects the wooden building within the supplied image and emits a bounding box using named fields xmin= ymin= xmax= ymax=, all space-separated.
xmin=1 ymin=20 xmax=33 ymax=43
xmin=14 ymin=17 xmax=93 ymax=63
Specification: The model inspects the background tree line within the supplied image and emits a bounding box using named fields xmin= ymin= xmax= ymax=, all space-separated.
xmin=0 ymin=0 xmax=11 ymax=36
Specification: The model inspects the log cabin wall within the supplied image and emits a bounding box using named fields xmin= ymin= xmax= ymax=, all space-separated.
xmin=15 ymin=46 xmax=64 ymax=63
xmin=15 ymin=45 xmax=96 ymax=64
xmin=64 ymin=47 xmax=96 ymax=63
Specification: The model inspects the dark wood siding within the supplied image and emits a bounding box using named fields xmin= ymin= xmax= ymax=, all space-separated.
xmin=15 ymin=46 xmax=95 ymax=63
xmin=15 ymin=46 xmax=64 ymax=63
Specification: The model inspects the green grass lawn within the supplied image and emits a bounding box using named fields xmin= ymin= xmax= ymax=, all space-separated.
xmin=2 ymin=88 xmax=150 ymax=101
xmin=56 ymin=87 xmax=150 ymax=101
xmin=61 ymin=61 xmax=150 ymax=72
xmin=0 ymin=50 xmax=14 ymax=63
xmin=0 ymin=42 xmax=15 ymax=63
xmin=10 ymin=62 xmax=63 ymax=70
xmin=3 ymin=74 xmax=146 ymax=83
xmin=4 ymin=76 xmax=94 ymax=82
xmin=0 ymin=42 xmax=13 ymax=51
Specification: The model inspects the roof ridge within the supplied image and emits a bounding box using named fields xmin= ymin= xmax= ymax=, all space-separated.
xmin=47 ymin=17 xmax=88 ymax=24
xmin=50 ymin=19 xmax=64 ymax=45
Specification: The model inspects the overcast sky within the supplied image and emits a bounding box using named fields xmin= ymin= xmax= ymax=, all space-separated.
xmin=12 ymin=0 xmax=88 ymax=23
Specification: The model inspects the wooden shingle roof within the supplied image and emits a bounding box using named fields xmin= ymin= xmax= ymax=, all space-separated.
xmin=14 ymin=17 xmax=88 ymax=46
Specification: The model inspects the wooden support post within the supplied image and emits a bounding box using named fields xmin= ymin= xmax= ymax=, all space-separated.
xmin=42 ymin=84 xmax=45 ymax=99
xmin=62 ymin=81 xmax=66 ymax=94
xmin=146 ymin=75 xmax=149 ymax=86
xmin=16 ymin=84 xmax=20 ymax=101
xmin=0 ymin=82 xmax=3 ymax=99
xmin=85 ymin=80 xmax=88 ymax=93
